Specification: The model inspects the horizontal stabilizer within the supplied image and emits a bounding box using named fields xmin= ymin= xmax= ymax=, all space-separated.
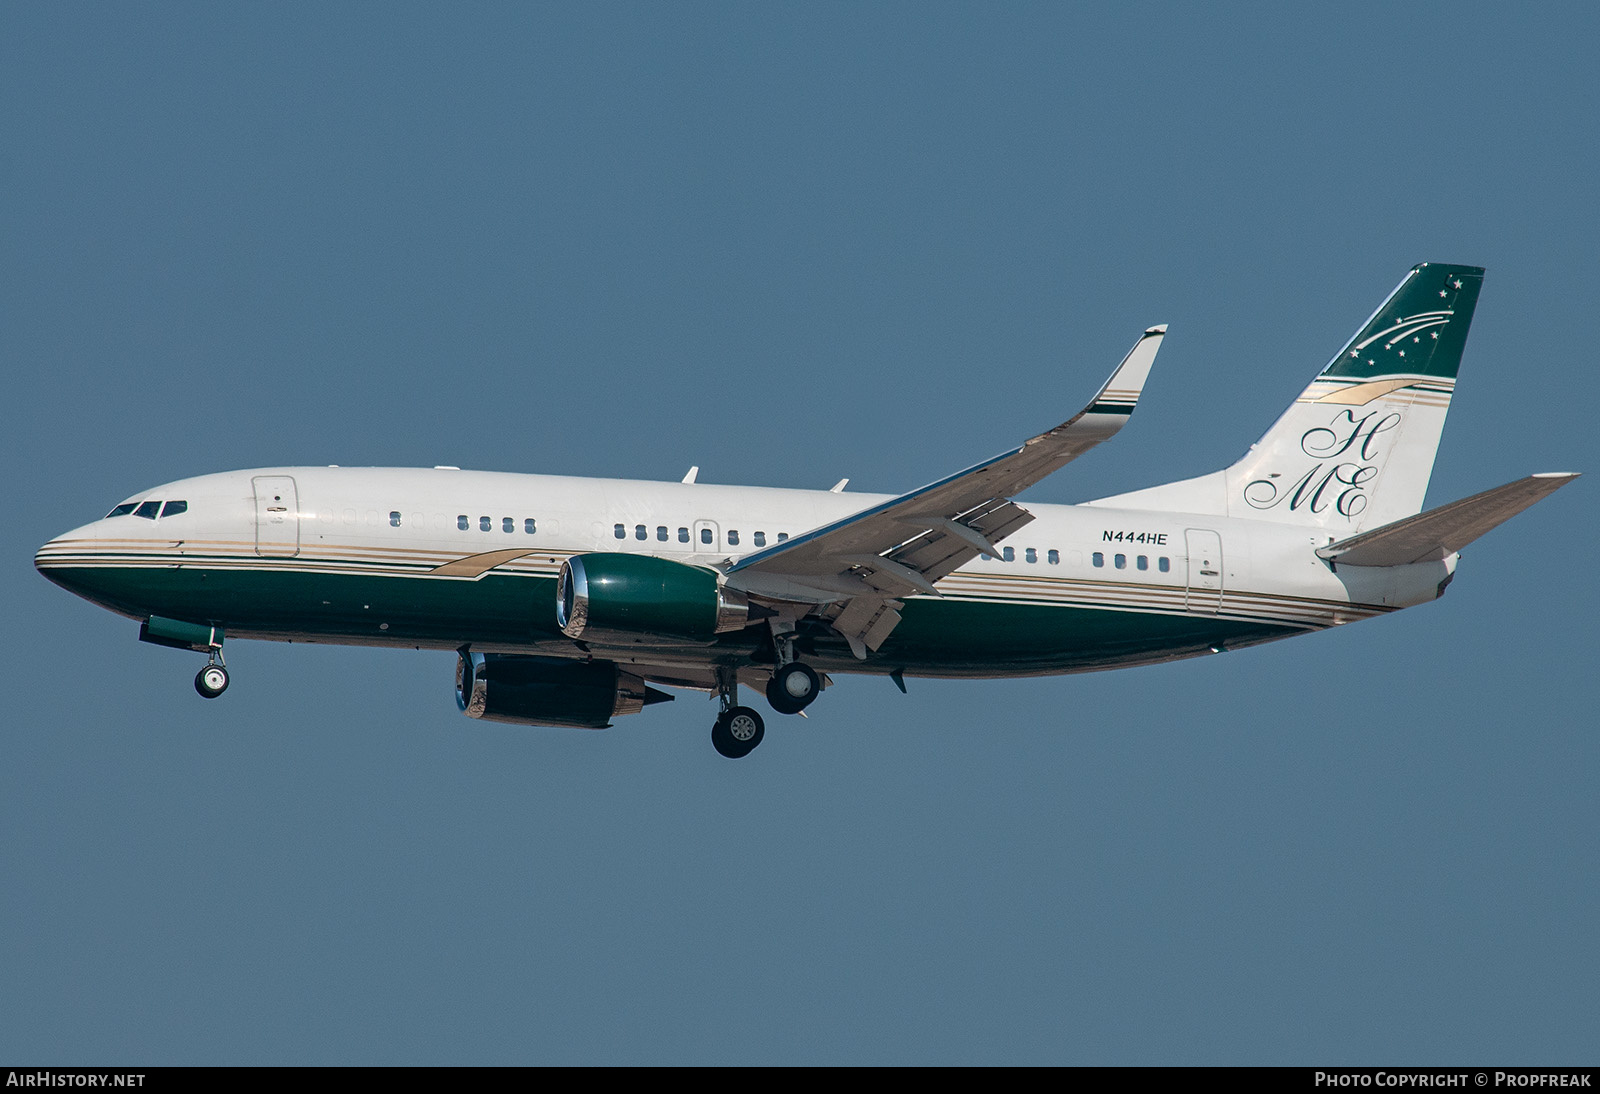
xmin=1316 ymin=473 xmax=1579 ymax=567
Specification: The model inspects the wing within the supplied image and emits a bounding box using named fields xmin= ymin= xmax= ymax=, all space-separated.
xmin=725 ymin=325 xmax=1166 ymax=656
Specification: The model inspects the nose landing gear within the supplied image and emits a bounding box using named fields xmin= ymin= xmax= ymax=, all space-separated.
xmin=194 ymin=651 xmax=230 ymax=699
xmin=138 ymin=616 xmax=231 ymax=699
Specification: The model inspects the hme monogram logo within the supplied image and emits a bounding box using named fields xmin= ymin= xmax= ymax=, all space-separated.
xmin=1244 ymin=409 xmax=1403 ymax=518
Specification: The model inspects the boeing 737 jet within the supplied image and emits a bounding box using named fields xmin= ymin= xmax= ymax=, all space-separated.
xmin=36 ymin=263 xmax=1577 ymax=756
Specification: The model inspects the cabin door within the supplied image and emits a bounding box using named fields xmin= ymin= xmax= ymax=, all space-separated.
xmin=253 ymin=476 xmax=301 ymax=558
xmin=1184 ymin=528 xmax=1223 ymax=614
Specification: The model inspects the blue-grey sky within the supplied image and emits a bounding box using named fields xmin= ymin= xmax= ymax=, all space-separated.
xmin=4 ymin=3 xmax=1595 ymax=1064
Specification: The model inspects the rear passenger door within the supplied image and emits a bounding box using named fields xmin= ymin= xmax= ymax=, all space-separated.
xmin=1184 ymin=528 xmax=1222 ymax=614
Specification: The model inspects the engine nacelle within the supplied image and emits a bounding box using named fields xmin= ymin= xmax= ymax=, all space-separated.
xmin=455 ymin=651 xmax=672 ymax=729
xmin=556 ymin=553 xmax=751 ymax=644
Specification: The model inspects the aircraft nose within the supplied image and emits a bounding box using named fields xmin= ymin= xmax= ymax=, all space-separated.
xmin=35 ymin=529 xmax=77 ymax=572
xmin=34 ymin=522 xmax=109 ymax=597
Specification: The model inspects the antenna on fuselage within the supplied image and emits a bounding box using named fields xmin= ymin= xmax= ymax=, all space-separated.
xmin=682 ymin=466 xmax=699 ymax=484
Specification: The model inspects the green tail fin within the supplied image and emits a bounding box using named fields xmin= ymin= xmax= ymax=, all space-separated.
xmin=1321 ymin=263 xmax=1483 ymax=382
xmin=1085 ymin=262 xmax=1489 ymax=532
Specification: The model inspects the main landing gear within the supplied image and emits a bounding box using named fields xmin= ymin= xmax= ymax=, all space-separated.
xmin=194 ymin=650 xmax=230 ymax=699
xmin=766 ymin=661 xmax=820 ymax=715
xmin=764 ymin=627 xmax=820 ymax=715
xmin=711 ymin=706 xmax=765 ymax=759
xmin=710 ymin=631 xmax=826 ymax=757
xmin=711 ymin=666 xmax=765 ymax=759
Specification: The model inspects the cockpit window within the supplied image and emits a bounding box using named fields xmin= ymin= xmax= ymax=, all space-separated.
xmin=160 ymin=500 xmax=188 ymax=518
xmin=134 ymin=501 xmax=161 ymax=519
xmin=106 ymin=503 xmax=139 ymax=518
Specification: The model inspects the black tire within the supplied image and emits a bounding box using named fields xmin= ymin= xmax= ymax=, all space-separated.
xmin=766 ymin=662 xmax=820 ymax=715
xmin=195 ymin=664 xmax=229 ymax=699
xmin=711 ymin=706 xmax=765 ymax=758
xmin=711 ymin=719 xmax=740 ymax=758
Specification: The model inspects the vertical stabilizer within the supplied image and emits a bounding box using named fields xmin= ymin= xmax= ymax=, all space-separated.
xmin=1227 ymin=262 xmax=1481 ymax=530
xmin=1088 ymin=263 xmax=1484 ymax=532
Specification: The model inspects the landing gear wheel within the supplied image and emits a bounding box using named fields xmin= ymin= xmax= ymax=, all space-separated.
xmin=195 ymin=664 xmax=230 ymax=699
xmin=766 ymin=662 xmax=820 ymax=715
xmin=711 ymin=705 xmax=765 ymax=758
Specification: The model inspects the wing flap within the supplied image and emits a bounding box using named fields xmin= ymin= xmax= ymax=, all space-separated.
xmin=827 ymin=597 xmax=904 ymax=660
xmin=885 ymin=501 xmax=1034 ymax=583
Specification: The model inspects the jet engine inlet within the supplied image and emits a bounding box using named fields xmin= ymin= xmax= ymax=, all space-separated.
xmin=556 ymin=553 xmax=750 ymax=644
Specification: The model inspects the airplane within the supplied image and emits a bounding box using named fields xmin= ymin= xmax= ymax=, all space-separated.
xmin=35 ymin=263 xmax=1578 ymax=758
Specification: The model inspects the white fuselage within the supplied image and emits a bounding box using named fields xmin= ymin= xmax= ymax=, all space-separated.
xmin=37 ymin=466 xmax=1455 ymax=682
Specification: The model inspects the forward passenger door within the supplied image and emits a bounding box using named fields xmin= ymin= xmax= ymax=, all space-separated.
xmin=253 ymin=476 xmax=300 ymax=558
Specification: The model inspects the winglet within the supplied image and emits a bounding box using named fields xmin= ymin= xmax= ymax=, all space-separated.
xmin=1082 ymin=324 xmax=1164 ymax=417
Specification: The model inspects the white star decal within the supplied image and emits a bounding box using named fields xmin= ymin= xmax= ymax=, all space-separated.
xmin=1431 ymin=331 xmax=1439 ymax=339
xmin=1398 ymin=350 xmax=1406 ymax=357
xmin=1452 ymin=278 xmax=1463 ymax=289
xmin=1440 ymin=290 xmax=1448 ymax=297
xmin=1351 ymin=349 xmax=1360 ymax=357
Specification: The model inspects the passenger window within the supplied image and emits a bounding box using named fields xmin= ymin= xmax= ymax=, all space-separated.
xmin=777 ymin=532 xmax=788 ymax=542
xmin=1114 ymin=554 xmax=1126 ymax=569
xmin=503 ymin=517 xmax=514 ymax=533
xmin=1002 ymin=546 xmax=1015 ymax=562
xmin=753 ymin=531 xmax=766 ymax=547
xmin=614 ymin=524 xmax=626 ymax=539
xmin=479 ymin=516 xmax=491 ymax=532
xmin=1159 ymin=557 xmax=1171 ymax=573
xmin=525 ymin=518 xmax=537 ymax=534
xmin=1137 ymin=555 xmax=1148 ymax=571
xmin=700 ymin=527 xmax=714 ymax=545
xmin=635 ymin=525 xmax=647 ymax=540
xmin=980 ymin=554 xmax=991 ymax=561
xmin=389 ymin=510 xmax=401 ymax=527
xmin=678 ymin=527 xmax=689 ymax=543
xmin=162 ymin=501 xmax=188 ymax=519
xmin=728 ymin=530 xmax=740 ymax=546
xmin=1025 ymin=548 xmax=1037 ymax=564
xmin=106 ymin=503 xmax=139 ymax=518
xmin=657 ymin=526 xmax=668 ymax=541
xmin=1047 ymin=549 xmax=1059 ymax=565
xmin=458 ymin=515 xmax=469 ymax=531
xmin=1092 ymin=552 xmax=1104 ymax=567
xmin=135 ymin=500 xmax=160 ymax=519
